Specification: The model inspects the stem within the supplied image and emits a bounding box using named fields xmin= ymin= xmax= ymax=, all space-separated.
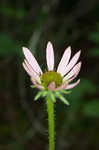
xmin=46 ymin=96 xmax=55 ymax=150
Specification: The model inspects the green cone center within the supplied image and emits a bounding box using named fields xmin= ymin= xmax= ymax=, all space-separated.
xmin=40 ymin=71 xmax=62 ymax=89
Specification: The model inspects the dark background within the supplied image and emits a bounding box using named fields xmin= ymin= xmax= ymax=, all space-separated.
xmin=0 ymin=0 xmax=99 ymax=150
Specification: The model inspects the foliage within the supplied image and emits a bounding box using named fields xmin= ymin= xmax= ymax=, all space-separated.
xmin=83 ymin=100 xmax=99 ymax=117
xmin=0 ymin=33 xmax=21 ymax=56
xmin=88 ymin=23 xmax=99 ymax=56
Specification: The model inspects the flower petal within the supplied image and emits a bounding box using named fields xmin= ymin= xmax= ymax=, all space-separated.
xmin=22 ymin=62 xmax=33 ymax=77
xmin=22 ymin=47 xmax=42 ymax=74
xmin=31 ymin=77 xmax=43 ymax=90
xmin=65 ymin=79 xmax=80 ymax=90
xmin=46 ymin=41 xmax=54 ymax=70
xmin=66 ymin=68 xmax=80 ymax=83
xmin=24 ymin=59 xmax=40 ymax=81
xmin=55 ymin=80 xmax=68 ymax=91
xmin=57 ymin=46 xmax=71 ymax=76
xmin=63 ymin=50 xmax=81 ymax=76
xmin=63 ymin=62 xmax=81 ymax=81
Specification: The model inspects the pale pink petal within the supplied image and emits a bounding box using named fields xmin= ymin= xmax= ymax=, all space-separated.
xmin=31 ymin=77 xmax=43 ymax=90
xmin=63 ymin=62 xmax=81 ymax=81
xmin=46 ymin=41 xmax=54 ymax=71
xmin=63 ymin=50 xmax=81 ymax=76
xmin=23 ymin=61 xmax=40 ymax=82
xmin=57 ymin=46 xmax=71 ymax=76
xmin=65 ymin=79 xmax=80 ymax=90
xmin=63 ymin=62 xmax=81 ymax=82
xmin=48 ymin=82 xmax=56 ymax=91
xmin=22 ymin=62 xmax=33 ymax=77
xmin=66 ymin=69 xmax=80 ymax=83
xmin=55 ymin=80 xmax=68 ymax=91
xmin=22 ymin=47 xmax=42 ymax=74
xmin=24 ymin=59 xmax=40 ymax=81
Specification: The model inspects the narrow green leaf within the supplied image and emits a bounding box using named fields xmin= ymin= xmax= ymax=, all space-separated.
xmin=30 ymin=85 xmax=36 ymax=89
xmin=49 ymin=92 xmax=56 ymax=103
xmin=34 ymin=91 xmax=43 ymax=101
xmin=42 ymin=91 xmax=47 ymax=97
xmin=55 ymin=92 xmax=69 ymax=105
xmin=60 ymin=90 xmax=71 ymax=94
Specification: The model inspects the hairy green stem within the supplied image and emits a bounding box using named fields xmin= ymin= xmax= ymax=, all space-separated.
xmin=46 ymin=96 xmax=55 ymax=150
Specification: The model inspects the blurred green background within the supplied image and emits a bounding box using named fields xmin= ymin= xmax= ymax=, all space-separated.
xmin=0 ymin=0 xmax=99 ymax=150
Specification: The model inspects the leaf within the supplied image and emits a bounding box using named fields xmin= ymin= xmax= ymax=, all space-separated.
xmin=34 ymin=91 xmax=43 ymax=101
xmin=30 ymin=85 xmax=36 ymax=89
xmin=60 ymin=90 xmax=71 ymax=94
xmin=90 ymin=48 xmax=99 ymax=57
xmin=83 ymin=100 xmax=99 ymax=117
xmin=0 ymin=6 xmax=26 ymax=20
xmin=0 ymin=33 xmax=22 ymax=56
xmin=49 ymin=92 xmax=56 ymax=103
xmin=89 ymin=32 xmax=99 ymax=43
xmin=42 ymin=91 xmax=47 ymax=97
xmin=55 ymin=92 xmax=69 ymax=105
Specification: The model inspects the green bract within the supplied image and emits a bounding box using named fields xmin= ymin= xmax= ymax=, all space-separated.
xmin=31 ymin=85 xmax=70 ymax=105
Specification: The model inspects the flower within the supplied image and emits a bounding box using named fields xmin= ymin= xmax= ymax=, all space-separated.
xmin=22 ymin=41 xmax=81 ymax=105
xmin=22 ymin=41 xmax=81 ymax=91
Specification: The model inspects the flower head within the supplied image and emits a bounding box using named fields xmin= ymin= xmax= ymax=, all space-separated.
xmin=22 ymin=41 xmax=81 ymax=105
